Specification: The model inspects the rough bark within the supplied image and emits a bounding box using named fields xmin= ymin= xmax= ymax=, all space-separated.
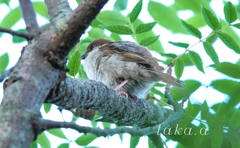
xmin=45 ymin=77 xmax=174 ymax=128
xmin=0 ymin=0 xmax=108 ymax=147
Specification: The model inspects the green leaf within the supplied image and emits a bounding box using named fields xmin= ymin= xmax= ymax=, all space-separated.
xmin=188 ymin=51 xmax=204 ymax=73
xmin=114 ymin=0 xmax=128 ymax=11
xmin=210 ymin=62 xmax=240 ymax=79
xmin=228 ymin=130 xmax=240 ymax=148
xmin=0 ymin=53 xmax=9 ymax=74
xmin=181 ymin=53 xmax=194 ymax=66
xmin=57 ymin=143 xmax=69 ymax=148
xmin=43 ymin=103 xmax=52 ymax=114
xmin=135 ymin=22 xmax=157 ymax=34
xmin=0 ymin=7 xmax=21 ymax=29
xmin=12 ymin=29 xmax=27 ymax=43
xmin=171 ymin=80 xmax=202 ymax=101
xmin=0 ymin=0 xmax=10 ymax=6
xmin=29 ymin=141 xmax=37 ymax=148
xmin=139 ymin=35 xmax=160 ymax=46
xmin=133 ymin=19 xmax=164 ymax=53
xmin=210 ymin=79 xmax=237 ymax=95
xmin=224 ymin=2 xmax=237 ymax=24
xmin=148 ymin=139 xmax=154 ymax=148
xmin=48 ymin=128 xmax=67 ymax=139
xmin=33 ymin=2 xmax=49 ymax=19
xmin=174 ymin=59 xmax=185 ymax=79
xmin=101 ymin=25 xmax=133 ymax=34
xmin=232 ymin=23 xmax=240 ymax=29
xmin=202 ymin=41 xmax=220 ymax=65
xmin=217 ymin=32 xmax=240 ymax=54
xmin=148 ymin=1 xmax=188 ymax=34
xmin=88 ymin=27 xmax=110 ymax=40
xmin=129 ymin=0 xmax=142 ymax=23
xmin=110 ymin=33 xmax=121 ymax=41
xmin=211 ymin=126 xmax=223 ymax=148
xmin=102 ymin=122 xmax=111 ymax=129
xmin=168 ymin=41 xmax=189 ymax=48
xmin=201 ymin=7 xmax=220 ymax=31
xmin=159 ymin=53 xmax=177 ymax=59
xmin=130 ymin=136 xmax=140 ymax=148
xmin=229 ymin=107 xmax=240 ymax=129
xmin=68 ymin=50 xmax=81 ymax=76
xmin=206 ymin=32 xmax=218 ymax=44
xmin=37 ymin=132 xmax=51 ymax=148
xmin=153 ymin=83 xmax=165 ymax=88
xmin=75 ymin=134 xmax=97 ymax=146
xmin=97 ymin=10 xmax=129 ymax=25
xmin=76 ymin=0 xmax=81 ymax=4
xmin=186 ymin=13 xmax=206 ymax=28
xmin=181 ymin=20 xmax=202 ymax=39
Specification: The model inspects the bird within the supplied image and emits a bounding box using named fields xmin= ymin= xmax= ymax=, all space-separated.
xmin=80 ymin=39 xmax=184 ymax=99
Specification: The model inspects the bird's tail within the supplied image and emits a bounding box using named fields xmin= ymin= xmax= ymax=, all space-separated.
xmin=142 ymin=70 xmax=184 ymax=88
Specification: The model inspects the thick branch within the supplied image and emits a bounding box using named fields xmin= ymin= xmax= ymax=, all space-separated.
xmin=46 ymin=77 xmax=174 ymax=128
xmin=44 ymin=0 xmax=71 ymax=18
xmin=19 ymin=0 xmax=39 ymax=35
xmin=0 ymin=27 xmax=32 ymax=40
xmin=0 ymin=0 xmax=108 ymax=148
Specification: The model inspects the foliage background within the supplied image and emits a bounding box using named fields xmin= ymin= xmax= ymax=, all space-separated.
xmin=0 ymin=0 xmax=240 ymax=148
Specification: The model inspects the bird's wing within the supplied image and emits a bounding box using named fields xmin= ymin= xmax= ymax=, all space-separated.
xmin=99 ymin=42 xmax=152 ymax=68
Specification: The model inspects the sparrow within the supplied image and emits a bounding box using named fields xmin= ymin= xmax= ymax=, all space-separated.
xmin=80 ymin=39 xmax=184 ymax=99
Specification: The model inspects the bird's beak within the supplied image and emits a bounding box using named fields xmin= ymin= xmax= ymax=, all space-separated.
xmin=79 ymin=53 xmax=87 ymax=60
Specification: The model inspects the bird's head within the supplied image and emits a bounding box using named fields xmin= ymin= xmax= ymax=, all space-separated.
xmin=80 ymin=39 xmax=112 ymax=59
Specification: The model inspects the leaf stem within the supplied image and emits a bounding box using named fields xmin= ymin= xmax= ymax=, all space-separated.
xmin=130 ymin=23 xmax=137 ymax=41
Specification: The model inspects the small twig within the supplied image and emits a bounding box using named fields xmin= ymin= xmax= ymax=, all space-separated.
xmin=0 ymin=27 xmax=32 ymax=40
xmin=19 ymin=0 xmax=39 ymax=35
xmin=149 ymin=95 xmax=172 ymax=107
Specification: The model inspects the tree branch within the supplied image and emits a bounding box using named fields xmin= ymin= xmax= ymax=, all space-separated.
xmin=0 ymin=0 xmax=108 ymax=147
xmin=44 ymin=0 xmax=71 ymax=18
xmin=19 ymin=0 xmax=39 ymax=36
xmin=0 ymin=27 xmax=32 ymax=40
xmin=45 ymin=77 xmax=174 ymax=128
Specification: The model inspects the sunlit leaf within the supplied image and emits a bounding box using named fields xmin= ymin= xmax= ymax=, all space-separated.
xmin=130 ymin=136 xmax=140 ymax=148
xmin=129 ymin=0 xmax=142 ymax=23
xmin=181 ymin=20 xmax=202 ymax=39
xmin=139 ymin=35 xmax=160 ymax=46
xmin=148 ymin=1 xmax=188 ymax=34
xmin=75 ymin=134 xmax=97 ymax=146
xmin=160 ymin=53 xmax=177 ymax=59
xmin=48 ymin=128 xmax=67 ymax=139
xmin=217 ymin=32 xmax=240 ymax=54
xmin=114 ymin=0 xmax=128 ymax=11
xmin=202 ymin=7 xmax=220 ymax=31
xmin=43 ymin=103 xmax=52 ymax=114
xmin=68 ymin=50 xmax=81 ymax=76
xmin=232 ymin=23 xmax=240 ymax=29
xmin=101 ymin=25 xmax=133 ymax=34
xmin=171 ymin=80 xmax=202 ymax=101
xmin=0 ymin=7 xmax=21 ymax=28
xmin=202 ymin=41 xmax=220 ymax=65
xmin=210 ymin=62 xmax=240 ymax=79
xmin=188 ymin=51 xmax=204 ymax=73
xmin=174 ymin=59 xmax=185 ymax=79
xmin=29 ymin=141 xmax=37 ymax=148
xmin=168 ymin=41 xmax=189 ymax=48
xmin=37 ymin=132 xmax=51 ymax=148
xmin=97 ymin=10 xmax=130 ymax=25
xmin=224 ymin=2 xmax=237 ymax=24
xmin=0 ymin=53 xmax=9 ymax=74
xmin=88 ymin=27 xmax=110 ymax=40
xmin=206 ymin=32 xmax=218 ymax=44
xmin=33 ymin=2 xmax=49 ymax=19
xmin=57 ymin=143 xmax=69 ymax=148
xmin=135 ymin=22 xmax=157 ymax=34
xmin=210 ymin=79 xmax=237 ymax=94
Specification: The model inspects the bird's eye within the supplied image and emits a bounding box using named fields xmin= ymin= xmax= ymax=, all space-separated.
xmin=89 ymin=46 xmax=94 ymax=51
